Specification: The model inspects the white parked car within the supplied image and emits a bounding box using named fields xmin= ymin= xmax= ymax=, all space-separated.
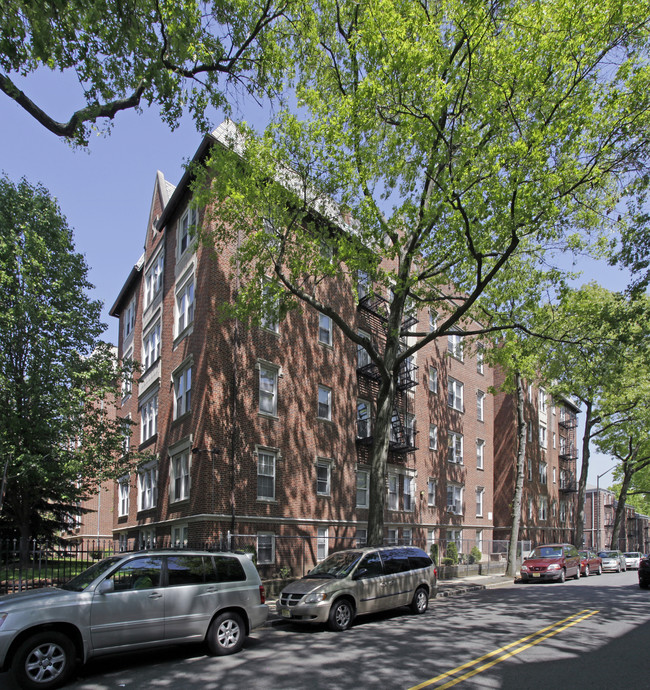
xmin=623 ymin=551 xmax=642 ymax=569
xmin=598 ymin=550 xmax=627 ymax=572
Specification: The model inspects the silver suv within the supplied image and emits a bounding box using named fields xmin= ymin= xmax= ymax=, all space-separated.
xmin=278 ymin=545 xmax=437 ymax=631
xmin=0 ymin=550 xmax=268 ymax=689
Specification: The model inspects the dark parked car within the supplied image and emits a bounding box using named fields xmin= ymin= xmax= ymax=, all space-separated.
xmin=0 ymin=550 xmax=268 ymax=689
xmin=578 ymin=550 xmax=603 ymax=576
xmin=639 ymin=554 xmax=650 ymax=589
xmin=519 ymin=543 xmax=581 ymax=583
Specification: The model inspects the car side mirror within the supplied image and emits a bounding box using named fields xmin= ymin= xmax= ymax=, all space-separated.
xmin=97 ymin=579 xmax=114 ymax=594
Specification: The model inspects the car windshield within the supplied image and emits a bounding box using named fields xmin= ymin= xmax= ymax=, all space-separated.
xmin=624 ymin=552 xmax=639 ymax=557
xmin=305 ymin=551 xmax=363 ymax=579
xmin=529 ymin=547 xmax=563 ymax=559
xmin=598 ymin=551 xmax=617 ymax=558
xmin=578 ymin=551 xmax=588 ymax=558
xmin=60 ymin=556 xmax=123 ymax=592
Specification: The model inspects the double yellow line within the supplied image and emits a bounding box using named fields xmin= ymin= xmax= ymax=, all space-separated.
xmin=408 ymin=609 xmax=599 ymax=690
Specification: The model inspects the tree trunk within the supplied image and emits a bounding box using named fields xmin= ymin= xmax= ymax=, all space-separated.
xmin=574 ymin=399 xmax=594 ymax=549
xmin=367 ymin=376 xmax=396 ymax=546
xmin=506 ymin=372 xmax=527 ymax=577
xmin=610 ymin=453 xmax=635 ymax=551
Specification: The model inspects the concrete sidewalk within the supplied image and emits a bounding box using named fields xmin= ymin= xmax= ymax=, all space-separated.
xmin=266 ymin=573 xmax=513 ymax=626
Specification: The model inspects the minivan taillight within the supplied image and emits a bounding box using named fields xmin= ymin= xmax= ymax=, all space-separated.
xmin=259 ymin=584 xmax=266 ymax=604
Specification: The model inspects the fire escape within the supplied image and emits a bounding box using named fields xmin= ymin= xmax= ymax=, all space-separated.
xmin=355 ymin=293 xmax=418 ymax=454
xmin=558 ymin=408 xmax=578 ymax=493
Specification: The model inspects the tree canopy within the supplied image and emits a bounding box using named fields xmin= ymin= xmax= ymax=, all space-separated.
xmin=0 ymin=176 xmax=132 ymax=552
xmin=196 ymin=0 xmax=650 ymax=543
xmin=0 ymin=0 xmax=290 ymax=144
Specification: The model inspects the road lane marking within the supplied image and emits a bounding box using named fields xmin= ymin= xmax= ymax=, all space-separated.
xmin=408 ymin=609 xmax=599 ymax=690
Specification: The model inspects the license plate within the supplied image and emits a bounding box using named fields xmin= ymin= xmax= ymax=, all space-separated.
xmin=281 ymin=608 xmax=291 ymax=618
xmin=533 ymin=573 xmax=541 ymax=577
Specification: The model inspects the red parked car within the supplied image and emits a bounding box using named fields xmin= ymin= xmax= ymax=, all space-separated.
xmin=519 ymin=543 xmax=581 ymax=583
xmin=578 ymin=550 xmax=603 ymax=576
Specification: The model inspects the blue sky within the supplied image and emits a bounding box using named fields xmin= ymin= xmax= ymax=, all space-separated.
xmin=0 ymin=72 xmax=630 ymax=487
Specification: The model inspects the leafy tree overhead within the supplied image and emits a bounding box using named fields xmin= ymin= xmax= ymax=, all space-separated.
xmin=197 ymin=0 xmax=650 ymax=545
xmin=0 ymin=0 xmax=290 ymax=145
xmin=0 ymin=176 xmax=134 ymax=560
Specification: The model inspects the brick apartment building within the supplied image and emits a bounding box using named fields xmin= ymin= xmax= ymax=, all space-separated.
xmin=107 ymin=123 xmax=577 ymax=576
xmin=492 ymin=370 xmax=580 ymax=546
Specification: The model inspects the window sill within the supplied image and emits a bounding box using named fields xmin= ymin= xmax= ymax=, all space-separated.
xmin=170 ymin=498 xmax=190 ymax=506
xmin=139 ymin=435 xmax=158 ymax=451
xmin=172 ymin=411 xmax=192 ymax=426
xmin=258 ymin=411 xmax=280 ymax=421
xmin=257 ymin=498 xmax=278 ymax=504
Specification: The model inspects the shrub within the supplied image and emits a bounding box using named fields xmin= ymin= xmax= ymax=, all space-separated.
xmin=446 ymin=542 xmax=459 ymax=565
xmin=469 ymin=546 xmax=482 ymax=564
xmin=430 ymin=543 xmax=439 ymax=566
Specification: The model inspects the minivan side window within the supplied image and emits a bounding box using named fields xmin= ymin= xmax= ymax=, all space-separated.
xmin=111 ymin=557 xmax=163 ymax=591
xmin=213 ymin=555 xmax=247 ymax=582
xmin=382 ymin=548 xmax=411 ymax=575
xmin=355 ymin=551 xmax=383 ymax=579
xmin=406 ymin=548 xmax=433 ymax=570
xmin=167 ymin=556 xmax=208 ymax=586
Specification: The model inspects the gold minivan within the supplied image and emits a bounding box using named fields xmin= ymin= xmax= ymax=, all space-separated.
xmin=278 ymin=546 xmax=437 ymax=631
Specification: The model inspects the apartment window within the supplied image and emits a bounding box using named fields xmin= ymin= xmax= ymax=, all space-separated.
xmin=476 ymin=529 xmax=483 ymax=554
xmin=427 ymin=479 xmax=437 ymax=506
xmin=318 ymin=313 xmax=332 ymax=346
xmin=139 ymin=527 xmax=156 ymax=550
xmin=260 ymin=278 xmax=279 ymax=332
xmin=553 ymin=431 xmax=557 ymax=449
xmin=552 ymin=500 xmax=557 ymax=518
xmin=527 ymin=384 xmax=533 ymax=402
xmin=387 ymin=529 xmax=398 ymax=546
xmin=448 ymin=331 xmax=464 ymax=360
xmin=142 ymin=320 xmax=161 ymax=371
xmin=402 ymin=528 xmax=413 ymax=546
xmin=447 ymin=431 xmax=463 ymax=464
xmin=178 ymin=206 xmax=197 ymax=258
xmin=477 ymin=391 xmax=485 ymax=421
xmin=476 ymin=487 xmax=484 ymax=517
xmin=388 ymin=474 xmax=399 ymax=510
xmin=356 ymin=469 xmax=369 ymax=508
xmin=476 ymin=439 xmax=485 ymax=470
xmin=121 ymin=415 xmax=132 ymax=455
xmin=447 ymin=484 xmax=463 ymax=514
xmin=448 ymin=377 xmax=464 ymax=411
xmin=316 ymin=459 xmax=331 ymax=496
xmin=403 ymin=475 xmax=415 ymax=512
xmin=429 ymin=309 xmax=437 ymax=332
xmin=355 ymin=529 xmax=367 ymax=547
xmin=476 ymin=345 xmax=485 ymax=374
xmin=528 ymin=458 xmax=533 ymax=482
xmin=121 ymin=347 xmax=133 ymax=398
xmin=317 ymin=385 xmax=332 ymax=420
xmin=317 ymin=527 xmax=329 ymax=561
xmin=175 ymin=276 xmax=195 ymax=336
xmin=257 ymin=533 xmax=275 ymax=564
xmin=170 ymin=452 xmax=190 ymax=503
xmin=172 ymin=524 xmax=188 ymax=547
xmin=539 ymin=496 xmax=548 ymax=521
xmin=174 ymin=364 xmax=192 ymax=419
xmin=429 ymin=366 xmax=438 ymax=393
xmin=257 ymin=450 xmax=276 ymax=501
xmin=144 ymin=250 xmax=164 ymax=308
xmin=539 ymin=424 xmax=547 ymax=449
xmin=553 ymin=467 xmax=557 ymax=484
xmin=527 ymin=420 xmax=533 ymax=442
xmin=357 ymin=330 xmax=371 ymax=368
xmin=140 ymin=393 xmax=158 ymax=443
xmin=258 ymin=363 xmax=279 ymax=416
xmin=357 ymin=399 xmax=371 ymax=439
xmin=447 ymin=528 xmax=462 ymax=551
xmin=560 ymin=501 xmax=567 ymax=522
xmin=405 ymin=413 xmax=416 ymax=447
xmin=429 ymin=424 xmax=438 ymax=450
xmin=357 ymin=270 xmax=369 ymax=301
xmin=137 ymin=462 xmax=158 ymax=511
xmin=539 ymin=461 xmax=547 ymax=485
xmin=124 ymin=297 xmax=136 ymax=340
xmin=118 ymin=476 xmax=129 ymax=517
xmin=539 ymin=388 xmax=547 ymax=414
xmin=528 ymin=498 xmax=533 ymax=520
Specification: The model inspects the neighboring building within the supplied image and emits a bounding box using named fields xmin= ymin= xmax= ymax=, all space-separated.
xmin=108 ymin=124 xmax=501 ymax=576
xmin=583 ymin=487 xmax=650 ymax=553
xmin=492 ymin=371 xmax=580 ymax=546
xmin=61 ymin=480 xmax=116 ymax=548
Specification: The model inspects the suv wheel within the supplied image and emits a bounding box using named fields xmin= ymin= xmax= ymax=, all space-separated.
xmin=328 ymin=599 xmax=354 ymax=631
xmin=206 ymin=611 xmax=246 ymax=656
xmin=411 ymin=586 xmax=429 ymax=614
xmin=11 ymin=631 xmax=76 ymax=690
xmin=558 ymin=568 xmax=566 ymax=583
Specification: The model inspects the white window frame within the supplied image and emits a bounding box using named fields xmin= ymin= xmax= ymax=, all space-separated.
xmin=170 ymin=451 xmax=191 ymax=503
xmin=448 ymin=331 xmax=464 ymax=360
xmin=427 ymin=478 xmax=437 ymax=506
xmin=178 ymin=205 xmax=197 ymax=260
xmin=357 ymin=399 xmax=371 ymax=439
xmin=137 ymin=461 xmax=158 ymax=511
xmin=476 ymin=345 xmax=485 ymax=374
xmin=144 ymin=250 xmax=164 ymax=309
xmin=142 ymin=320 xmax=161 ymax=371
xmin=140 ymin=392 xmax=158 ymax=443
xmin=388 ymin=474 xmax=399 ymax=511
xmin=539 ymin=387 xmax=547 ymax=414
xmin=139 ymin=527 xmax=156 ymax=550
xmin=257 ymin=449 xmax=276 ymax=501
xmin=118 ymin=476 xmax=130 ymax=517
xmin=403 ymin=475 xmax=415 ymax=512
xmin=260 ymin=277 xmax=279 ymax=332
xmin=402 ymin=528 xmax=413 ymax=546
xmin=539 ymin=461 xmax=548 ymax=485
xmin=355 ymin=529 xmax=367 ymax=547
xmin=258 ymin=362 xmax=279 ymax=417
xmin=477 ymin=390 xmax=485 ymax=421
xmin=318 ymin=313 xmax=332 ymax=346
xmin=356 ymin=469 xmax=369 ymax=508
xmin=121 ymin=347 xmax=133 ymax=399
xmin=257 ymin=532 xmax=275 ymax=564
xmin=448 ymin=377 xmax=464 ymax=411
xmin=429 ymin=309 xmax=438 ymax=332
xmin=429 ymin=366 xmax=438 ymax=393
xmin=173 ymin=364 xmax=192 ymax=419
xmin=317 ymin=527 xmax=329 ymax=561
xmin=357 ymin=330 xmax=371 ymax=368
xmin=172 ymin=523 xmax=189 ymax=547
xmin=316 ymin=458 xmax=332 ymax=496
xmin=476 ymin=439 xmax=485 ymax=470
xmin=539 ymin=424 xmax=547 ymax=449
xmin=539 ymin=496 xmax=548 ymax=521
xmin=357 ymin=270 xmax=369 ymax=301
xmin=317 ymin=385 xmax=332 ymax=421
xmin=447 ymin=484 xmax=463 ymax=515
xmin=123 ymin=297 xmax=136 ymax=341
xmin=175 ymin=275 xmax=195 ymax=337
xmin=448 ymin=430 xmax=464 ymax=464
xmin=476 ymin=487 xmax=484 ymax=518
xmin=387 ymin=529 xmax=398 ymax=546
xmin=429 ymin=424 xmax=438 ymax=450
